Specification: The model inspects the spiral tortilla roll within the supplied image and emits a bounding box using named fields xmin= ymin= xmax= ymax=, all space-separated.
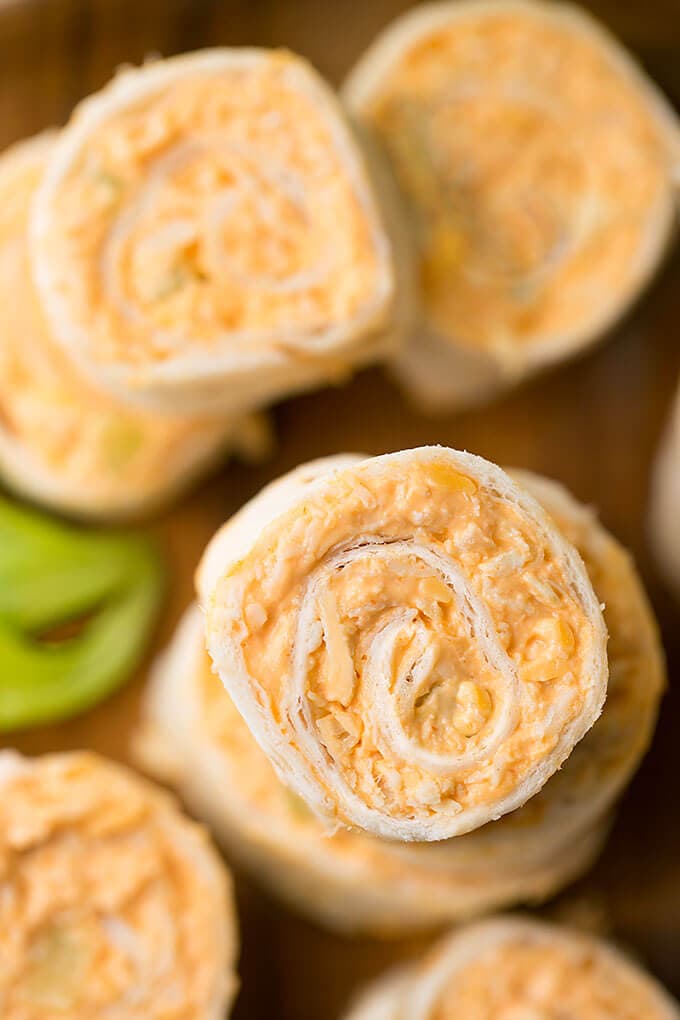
xmin=0 ymin=133 xmax=269 ymax=520
xmin=134 ymin=605 xmax=604 ymax=934
xmin=137 ymin=469 xmax=660 ymax=933
xmin=650 ymin=383 xmax=680 ymax=597
xmin=202 ymin=449 xmax=608 ymax=842
xmin=30 ymin=49 xmax=396 ymax=416
xmin=345 ymin=917 xmax=679 ymax=1019
xmin=0 ymin=751 xmax=238 ymax=1020
xmin=343 ymin=1 xmax=680 ymax=411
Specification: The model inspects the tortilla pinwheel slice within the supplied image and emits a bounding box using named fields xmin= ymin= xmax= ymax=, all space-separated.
xmin=30 ymin=49 xmax=397 ymax=416
xmin=0 ymin=133 xmax=269 ymax=520
xmin=201 ymin=448 xmax=608 ymax=843
xmin=136 ymin=468 xmax=661 ymax=934
xmin=343 ymin=0 xmax=680 ymax=411
xmin=650 ymin=382 xmax=680 ymax=597
xmin=0 ymin=751 xmax=238 ymax=1020
xmin=133 ymin=604 xmax=602 ymax=935
xmin=344 ymin=917 xmax=679 ymax=1020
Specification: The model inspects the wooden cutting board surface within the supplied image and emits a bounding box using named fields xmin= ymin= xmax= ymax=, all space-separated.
xmin=1 ymin=2 xmax=679 ymax=1016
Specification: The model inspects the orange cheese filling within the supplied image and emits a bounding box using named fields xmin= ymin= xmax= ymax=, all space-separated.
xmin=431 ymin=938 xmax=671 ymax=1019
xmin=213 ymin=456 xmax=600 ymax=825
xmin=362 ymin=8 xmax=673 ymax=354
xmin=197 ymin=469 xmax=659 ymax=881
xmin=0 ymin=138 xmax=228 ymax=494
xmin=37 ymin=54 xmax=386 ymax=367
xmin=489 ymin=473 xmax=663 ymax=839
xmin=0 ymin=753 xmax=233 ymax=1020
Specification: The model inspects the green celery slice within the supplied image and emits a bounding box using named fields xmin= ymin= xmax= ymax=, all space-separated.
xmin=0 ymin=496 xmax=165 ymax=731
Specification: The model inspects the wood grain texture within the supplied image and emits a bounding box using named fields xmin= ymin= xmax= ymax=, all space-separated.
xmin=0 ymin=1 xmax=679 ymax=1016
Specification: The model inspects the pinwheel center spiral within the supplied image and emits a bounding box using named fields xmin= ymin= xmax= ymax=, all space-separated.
xmin=209 ymin=456 xmax=602 ymax=835
xmin=380 ymin=89 xmax=590 ymax=293
xmin=290 ymin=539 xmax=519 ymax=795
xmin=38 ymin=61 xmax=391 ymax=368
xmin=104 ymin=139 xmax=333 ymax=337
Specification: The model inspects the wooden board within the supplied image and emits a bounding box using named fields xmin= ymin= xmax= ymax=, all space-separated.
xmin=1 ymin=1 xmax=679 ymax=1015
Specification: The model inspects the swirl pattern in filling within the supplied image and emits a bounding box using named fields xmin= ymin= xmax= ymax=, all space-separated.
xmin=0 ymin=133 xmax=260 ymax=518
xmin=31 ymin=50 xmax=394 ymax=411
xmin=204 ymin=449 xmax=608 ymax=841
xmin=139 ymin=463 xmax=660 ymax=932
xmin=344 ymin=0 xmax=679 ymax=368
xmin=0 ymin=752 xmax=237 ymax=1020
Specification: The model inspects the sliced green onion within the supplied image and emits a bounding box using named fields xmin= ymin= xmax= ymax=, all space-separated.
xmin=0 ymin=495 xmax=165 ymax=731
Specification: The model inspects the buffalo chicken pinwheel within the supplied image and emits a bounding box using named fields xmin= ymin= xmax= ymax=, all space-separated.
xmin=344 ymin=0 xmax=680 ymax=411
xmin=344 ymin=917 xmax=679 ymax=1020
xmin=201 ymin=449 xmax=608 ymax=842
xmin=0 ymin=751 xmax=238 ymax=1020
xmin=30 ymin=49 xmax=396 ymax=415
xmin=0 ymin=133 xmax=268 ymax=520
xmin=137 ymin=465 xmax=661 ymax=934
xmin=650 ymin=381 xmax=680 ymax=597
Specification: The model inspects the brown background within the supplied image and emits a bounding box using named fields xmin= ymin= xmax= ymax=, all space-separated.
xmin=1 ymin=0 xmax=679 ymax=1015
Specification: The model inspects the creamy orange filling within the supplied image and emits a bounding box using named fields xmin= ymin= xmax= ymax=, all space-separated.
xmin=214 ymin=456 xmax=598 ymax=824
xmin=494 ymin=476 xmax=662 ymax=837
xmin=0 ymin=140 xmax=226 ymax=491
xmin=0 ymin=754 xmax=230 ymax=1020
xmin=198 ymin=471 xmax=659 ymax=885
xmin=39 ymin=54 xmax=385 ymax=366
xmin=363 ymin=8 xmax=672 ymax=353
xmin=431 ymin=938 xmax=670 ymax=1019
